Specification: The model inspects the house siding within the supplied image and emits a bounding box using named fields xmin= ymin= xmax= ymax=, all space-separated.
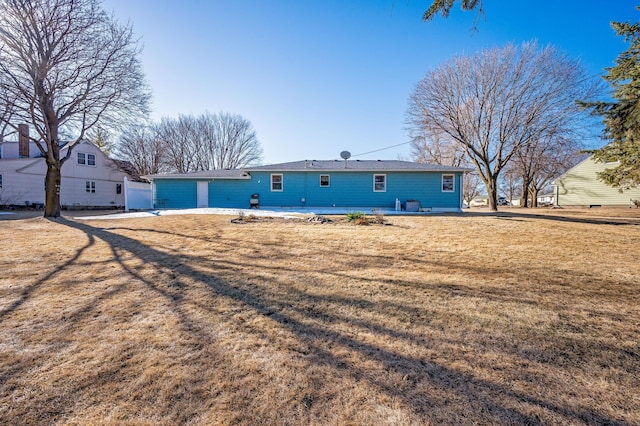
xmin=152 ymin=170 xmax=464 ymax=210
xmin=553 ymin=156 xmax=640 ymax=206
xmin=154 ymin=179 xmax=198 ymax=209
xmin=0 ymin=141 xmax=129 ymax=208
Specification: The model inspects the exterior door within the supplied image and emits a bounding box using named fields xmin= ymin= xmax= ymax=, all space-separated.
xmin=197 ymin=181 xmax=209 ymax=208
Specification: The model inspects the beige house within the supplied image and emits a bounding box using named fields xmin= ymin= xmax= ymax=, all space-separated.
xmin=553 ymin=156 xmax=640 ymax=207
xmin=0 ymin=138 xmax=143 ymax=209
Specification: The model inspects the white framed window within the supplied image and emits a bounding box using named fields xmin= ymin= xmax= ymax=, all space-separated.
xmin=116 ymin=183 xmax=122 ymax=194
xmin=271 ymin=174 xmax=283 ymax=191
xmin=373 ymin=174 xmax=386 ymax=192
xmin=77 ymin=152 xmax=96 ymax=166
xmin=319 ymin=174 xmax=330 ymax=187
xmin=442 ymin=174 xmax=454 ymax=192
xmin=85 ymin=181 xmax=96 ymax=193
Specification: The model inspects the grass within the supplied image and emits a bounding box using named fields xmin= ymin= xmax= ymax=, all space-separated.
xmin=0 ymin=208 xmax=639 ymax=425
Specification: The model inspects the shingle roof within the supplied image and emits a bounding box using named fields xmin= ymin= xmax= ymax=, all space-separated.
xmin=145 ymin=169 xmax=251 ymax=179
xmin=144 ymin=160 xmax=470 ymax=179
xmin=246 ymin=160 xmax=470 ymax=172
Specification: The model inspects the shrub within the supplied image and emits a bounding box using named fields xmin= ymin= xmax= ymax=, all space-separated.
xmin=371 ymin=209 xmax=385 ymax=224
xmin=346 ymin=211 xmax=367 ymax=223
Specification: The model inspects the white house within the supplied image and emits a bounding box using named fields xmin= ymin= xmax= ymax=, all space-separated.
xmin=0 ymin=128 xmax=149 ymax=209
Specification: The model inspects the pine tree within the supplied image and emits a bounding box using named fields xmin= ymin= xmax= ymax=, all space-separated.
xmin=588 ymin=17 xmax=640 ymax=189
xmin=91 ymin=127 xmax=112 ymax=155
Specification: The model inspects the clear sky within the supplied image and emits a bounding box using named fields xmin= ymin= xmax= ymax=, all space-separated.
xmin=102 ymin=0 xmax=638 ymax=164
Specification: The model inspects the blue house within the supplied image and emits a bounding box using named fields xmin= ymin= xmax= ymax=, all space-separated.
xmin=145 ymin=160 xmax=469 ymax=212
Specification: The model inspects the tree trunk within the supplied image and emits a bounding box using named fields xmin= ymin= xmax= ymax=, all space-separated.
xmin=530 ymin=187 xmax=539 ymax=208
xmin=44 ymin=161 xmax=62 ymax=218
xmin=520 ymin=181 xmax=529 ymax=208
xmin=487 ymin=178 xmax=498 ymax=211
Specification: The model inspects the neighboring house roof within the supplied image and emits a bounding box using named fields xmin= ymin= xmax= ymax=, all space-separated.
xmin=1 ymin=139 xmax=141 ymax=181
xmin=112 ymin=159 xmax=148 ymax=182
xmin=144 ymin=160 xmax=471 ymax=180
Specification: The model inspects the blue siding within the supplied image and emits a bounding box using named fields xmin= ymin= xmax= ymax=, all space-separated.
xmin=154 ymin=179 xmax=198 ymax=209
xmin=153 ymin=171 xmax=464 ymax=210
xmin=209 ymin=179 xmax=255 ymax=209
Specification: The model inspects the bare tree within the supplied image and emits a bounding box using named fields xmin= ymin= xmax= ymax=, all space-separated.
xmin=155 ymin=115 xmax=200 ymax=174
xmin=115 ymin=124 xmax=167 ymax=176
xmin=0 ymin=0 xmax=150 ymax=217
xmin=510 ymin=134 xmax=584 ymax=207
xmin=201 ymin=112 xmax=262 ymax=170
xmin=410 ymin=132 xmax=467 ymax=166
xmin=152 ymin=112 xmax=262 ymax=173
xmin=499 ymin=167 xmax=521 ymax=206
xmin=406 ymin=42 xmax=601 ymax=210
xmin=462 ymin=172 xmax=482 ymax=206
xmin=0 ymin=80 xmax=17 ymax=142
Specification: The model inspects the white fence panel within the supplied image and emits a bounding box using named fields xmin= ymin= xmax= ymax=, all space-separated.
xmin=124 ymin=177 xmax=152 ymax=211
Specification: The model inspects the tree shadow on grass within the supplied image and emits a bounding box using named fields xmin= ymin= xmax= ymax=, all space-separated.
xmin=3 ymin=217 xmax=630 ymax=425
xmin=0 ymin=231 xmax=96 ymax=320
xmin=452 ymin=210 xmax=640 ymax=226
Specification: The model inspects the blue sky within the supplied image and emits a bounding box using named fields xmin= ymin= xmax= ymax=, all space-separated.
xmin=103 ymin=0 xmax=638 ymax=164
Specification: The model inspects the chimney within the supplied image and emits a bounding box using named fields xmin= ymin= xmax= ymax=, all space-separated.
xmin=18 ymin=124 xmax=29 ymax=158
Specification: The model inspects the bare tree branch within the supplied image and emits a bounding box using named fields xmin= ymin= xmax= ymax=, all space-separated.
xmin=407 ymin=42 xmax=602 ymax=210
xmin=0 ymin=0 xmax=150 ymax=217
xmin=146 ymin=112 xmax=262 ymax=174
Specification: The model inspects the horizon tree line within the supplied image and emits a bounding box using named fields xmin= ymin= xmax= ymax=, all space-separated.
xmin=114 ymin=112 xmax=263 ymax=176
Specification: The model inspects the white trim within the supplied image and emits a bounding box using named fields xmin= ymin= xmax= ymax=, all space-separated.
xmin=442 ymin=174 xmax=455 ymax=192
xmin=77 ymin=152 xmax=96 ymax=167
xmin=373 ymin=174 xmax=386 ymax=192
xmin=271 ymin=173 xmax=283 ymax=192
xmin=124 ymin=176 xmax=129 ymax=212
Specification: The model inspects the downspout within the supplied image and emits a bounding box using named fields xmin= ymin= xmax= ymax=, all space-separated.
xmin=459 ymin=173 xmax=463 ymax=210
xmin=124 ymin=176 xmax=129 ymax=212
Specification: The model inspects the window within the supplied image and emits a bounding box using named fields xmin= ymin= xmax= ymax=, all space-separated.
xmin=373 ymin=174 xmax=386 ymax=192
xmin=442 ymin=174 xmax=454 ymax=192
xmin=85 ymin=181 xmax=96 ymax=193
xmin=271 ymin=174 xmax=283 ymax=191
xmin=0 ymin=145 xmax=3 ymax=159
xmin=319 ymin=174 xmax=330 ymax=187
xmin=116 ymin=183 xmax=122 ymax=194
xmin=0 ymin=174 xmax=3 ymax=189
xmin=77 ymin=152 xmax=96 ymax=166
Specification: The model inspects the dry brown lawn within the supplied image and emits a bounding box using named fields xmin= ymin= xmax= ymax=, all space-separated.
xmin=0 ymin=208 xmax=639 ymax=425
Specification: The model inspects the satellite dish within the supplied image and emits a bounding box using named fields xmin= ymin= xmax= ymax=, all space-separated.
xmin=340 ymin=151 xmax=351 ymax=160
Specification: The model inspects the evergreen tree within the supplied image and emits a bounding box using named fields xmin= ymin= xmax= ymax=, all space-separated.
xmin=90 ymin=127 xmax=112 ymax=155
xmin=587 ymin=17 xmax=640 ymax=189
xmin=422 ymin=0 xmax=483 ymax=22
